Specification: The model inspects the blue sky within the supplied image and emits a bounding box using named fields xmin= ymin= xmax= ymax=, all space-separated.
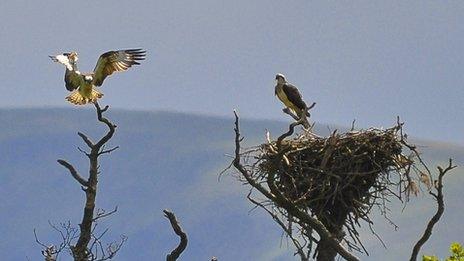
xmin=1 ymin=1 xmax=463 ymax=144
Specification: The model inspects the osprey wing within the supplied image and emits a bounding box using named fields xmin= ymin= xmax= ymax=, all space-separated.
xmin=49 ymin=54 xmax=73 ymax=70
xmin=282 ymin=83 xmax=307 ymax=110
xmin=92 ymin=49 xmax=146 ymax=87
xmin=65 ymin=70 xmax=82 ymax=91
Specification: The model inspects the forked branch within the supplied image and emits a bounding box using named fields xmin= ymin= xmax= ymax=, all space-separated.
xmin=409 ymin=159 xmax=456 ymax=261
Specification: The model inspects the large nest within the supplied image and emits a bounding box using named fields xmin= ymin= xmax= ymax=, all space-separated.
xmin=242 ymin=122 xmax=430 ymax=252
xmin=261 ymin=127 xmax=412 ymax=211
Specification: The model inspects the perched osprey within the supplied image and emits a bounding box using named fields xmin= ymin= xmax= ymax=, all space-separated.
xmin=49 ymin=49 xmax=146 ymax=105
xmin=275 ymin=73 xmax=310 ymax=128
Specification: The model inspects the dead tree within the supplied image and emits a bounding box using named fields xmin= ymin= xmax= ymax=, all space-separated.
xmin=35 ymin=103 xmax=125 ymax=261
xmin=229 ymin=110 xmax=454 ymax=261
xmin=409 ymin=159 xmax=456 ymax=261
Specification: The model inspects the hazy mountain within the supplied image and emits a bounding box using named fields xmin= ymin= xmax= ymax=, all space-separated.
xmin=0 ymin=108 xmax=462 ymax=260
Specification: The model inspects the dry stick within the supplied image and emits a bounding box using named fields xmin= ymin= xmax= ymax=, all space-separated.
xmin=93 ymin=206 xmax=118 ymax=222
xmin=34 ymin=230 xmax=56 ymax=261
xmin=247 ymin=193 xmax=309 ymax=261
xmin=232 ymin=111 xmax=359 ymax=261
xmin=57 ymin=160 xmax=88 ymax=187
xmin=164 ymin=210 xmax=188 ymax=261
xmin=409 ymin=159 xmax=456 ymax=261
xmin=58 ymin=102 xmax=117 ymax=260
xmin=277 ymin=103 xmax=316 ymax=148
xmin=277 ymin=121 xmax=300 ymax=149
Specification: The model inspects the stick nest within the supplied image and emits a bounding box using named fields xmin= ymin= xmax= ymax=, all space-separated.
xmin=249 ymin=123 xmax=429 ymax=242
xmin=231 ymin=113 xmax=433 ymax=255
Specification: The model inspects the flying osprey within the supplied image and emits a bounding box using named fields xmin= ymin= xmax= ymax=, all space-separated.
xmin=49 ymin=49 xmax=146 ymax=105
xmin=275 ymin=73 xmax=310 ymax=128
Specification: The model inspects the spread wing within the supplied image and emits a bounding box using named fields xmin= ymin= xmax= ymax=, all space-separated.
xmin=49 ymin=54 xmax=73 ymax=70
xmin=92 ymin=49 xmax=146 ymax=86
xmin=282 ymin=83 xmax=307 ymax=110
xmin=65 ymin=70 xmax=82 ymax=91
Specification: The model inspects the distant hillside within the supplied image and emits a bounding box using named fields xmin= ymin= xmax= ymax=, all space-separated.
xmin=0 ymin=108 xmax=462 ymax=260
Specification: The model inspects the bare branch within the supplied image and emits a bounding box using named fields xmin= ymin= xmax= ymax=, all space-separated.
xmin=276 ymin=121 xmax=300 ymax=148
xmin=99 ymin=104 xmax=109 ymax=113
xmin=350 ymin=119 xmax=356 ymax=131
xmin=94 ymin=102 xmax=117 ymax=150
xmin=34 ymin=229 xmax=49 ymax=249
xmin=93 ymin=207 xmax=118 ymax=222
xmin=248 ymin=193 xmax=309 ymax=260
xmin=277 ymin=103 xmax=316 ymax=148
xmin=77 ymin=146 xmax=91 ymax=157
xmin=97 ymin=235 xmax=127 ymax=261
xmin=233 ymin=110 xmax=276 ymax=200
xmin=409 ymin=159 xmax=456 ymax=261
xmin=78 ymin=132 xmax=94 ymax=148
xmin=98 ymin=146 xmax=119 ymax=156
xmin=34 ymin=226 xmax=73 ymax=261
xmin=164 ymin=209 xmax=188 ymax=261
xmin=307 ymin=102 xmax=316 ymax=110
xmin=57 ymin=159 xmax=88 ymax=187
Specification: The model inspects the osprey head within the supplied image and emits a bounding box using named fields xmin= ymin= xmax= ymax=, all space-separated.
xmin=65 ymin=52 xmax=78 ymax=63
xmin=275 ymin=73 xmax=286 ymax=84
xmin=49 ymin=52 xmax=78 ymax=70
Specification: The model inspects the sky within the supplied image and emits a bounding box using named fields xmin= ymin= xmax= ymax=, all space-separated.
xmin=1 ymin=1 xmax=464 ymax=144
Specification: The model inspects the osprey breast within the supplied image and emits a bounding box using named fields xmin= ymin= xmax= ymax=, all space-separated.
xmin=276 ymin=85 xmax=293 ymax=109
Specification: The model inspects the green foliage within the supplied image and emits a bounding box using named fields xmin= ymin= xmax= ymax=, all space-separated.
xmin=423 ymin=242 xmax=464 ymax=261
xmin=423 ymin=255 xmax=439 ymax=261
xmin=448 ymin=243 xmax=464 ymax=261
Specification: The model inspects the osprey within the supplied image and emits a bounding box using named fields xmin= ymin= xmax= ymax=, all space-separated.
xmin=49 ymin=49 xmax=146 ymax=105
xmin=275 ymin=73 xmax=310 ymax=128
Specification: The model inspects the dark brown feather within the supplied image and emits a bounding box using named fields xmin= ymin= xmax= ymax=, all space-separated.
xmin=64 ymin=69 xmax=81 ymax=91
xmin=282 ymin=83 xmax=307 ymax=110
xmin=92 ymin=49 xmax=146 ymax=86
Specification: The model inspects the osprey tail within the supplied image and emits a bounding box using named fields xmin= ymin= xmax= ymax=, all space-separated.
xmin=66 ymin=88 xmax=103 ymax=105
